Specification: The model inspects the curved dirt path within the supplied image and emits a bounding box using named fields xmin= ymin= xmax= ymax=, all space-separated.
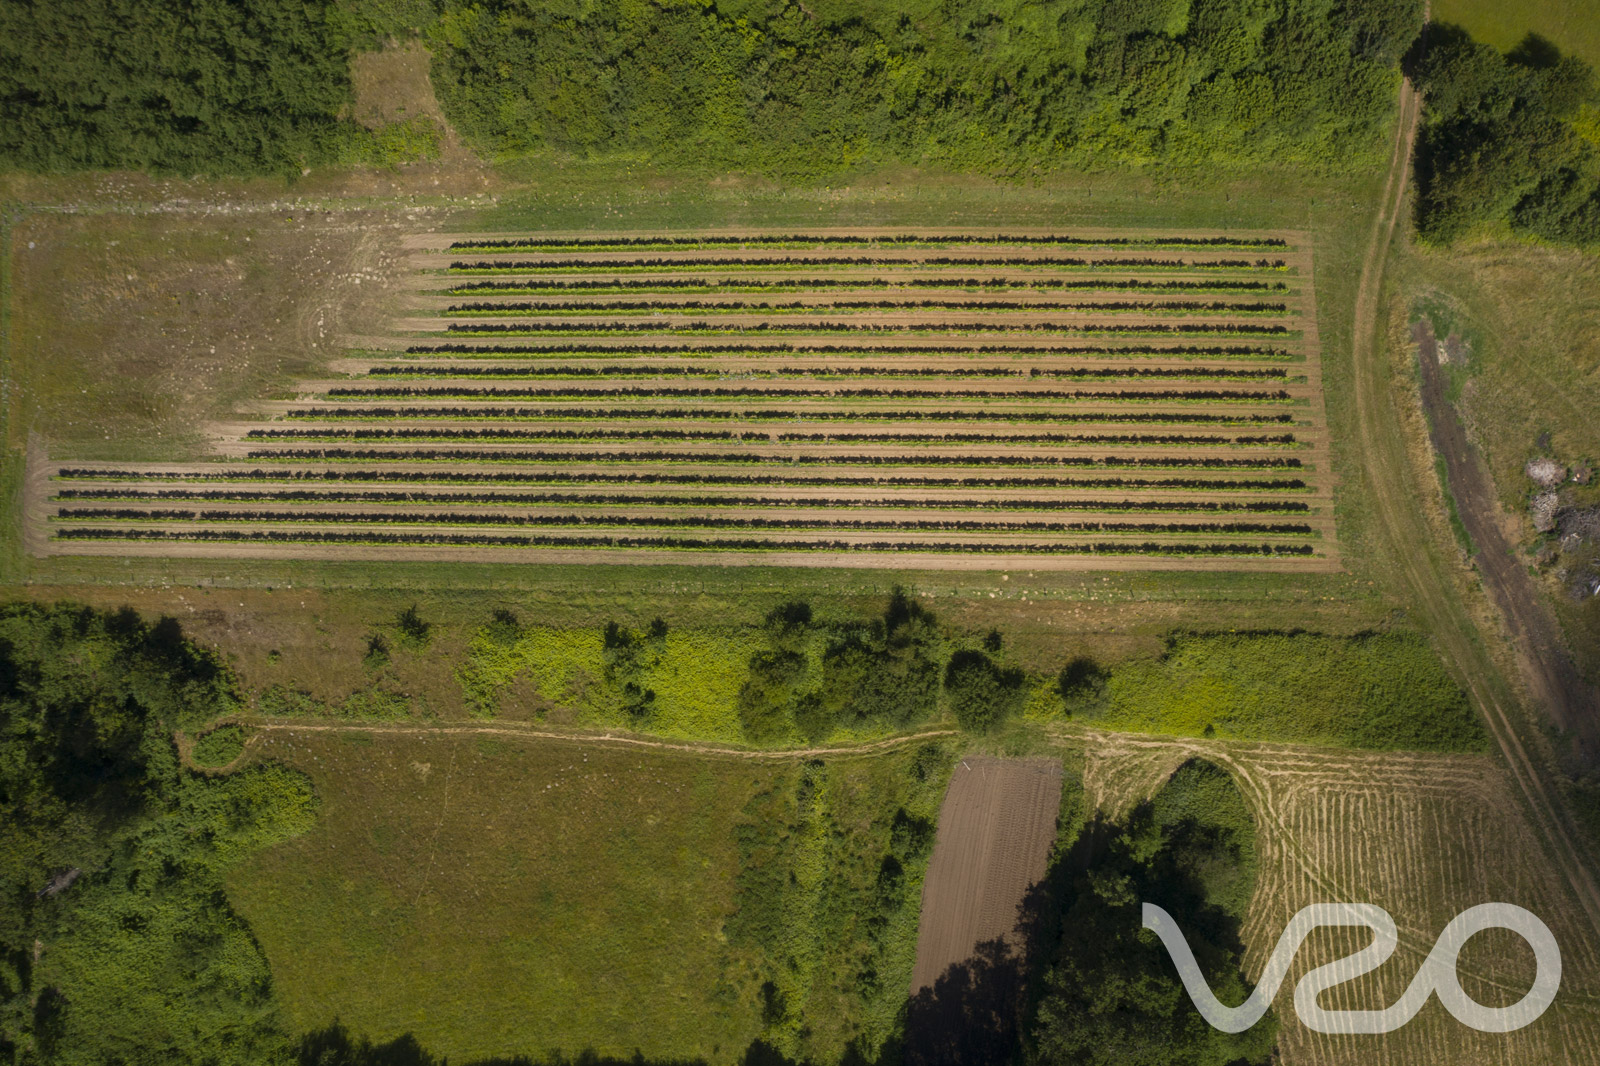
xmin=1347 ymin=76 xmax=1600 ymax=935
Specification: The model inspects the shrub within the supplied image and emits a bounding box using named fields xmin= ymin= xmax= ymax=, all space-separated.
xmin=191 ymin=724 xmax=246 ymax=768
xmin=945 ymin=649 xmax=1026 ymax=733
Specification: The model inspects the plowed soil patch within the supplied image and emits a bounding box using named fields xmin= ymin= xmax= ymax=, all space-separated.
xmin=910 ymin=755 xmax=1063 ymax=992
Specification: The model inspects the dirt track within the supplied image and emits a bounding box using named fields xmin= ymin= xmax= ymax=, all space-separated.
xmin=909 ymin=755 xmax=1063 ymax=993
xmin=1344 ymin=76 xmax=1600 ymax=936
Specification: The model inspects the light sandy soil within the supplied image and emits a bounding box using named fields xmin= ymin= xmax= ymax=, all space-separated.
xmin=909 ymin=756 xmax=1064 ymax=992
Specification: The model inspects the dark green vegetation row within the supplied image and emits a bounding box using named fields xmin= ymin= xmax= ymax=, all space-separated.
xmin=361 ymin=364 xmax=1293 ymax=381
xmin=279 ymin=407 xmax=1300 ymax=425
xmin=447 ymin=257 xmax=1288 ymax=273
xmin=445 ymin=278 xmax=1295 ymax=296
xmin=243 ymin=429 xmax=1299 ymax=447
xmin=447 ymin=235 xmax=1291 ymax=252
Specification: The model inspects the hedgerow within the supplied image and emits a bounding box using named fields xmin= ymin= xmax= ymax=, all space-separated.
xmin=238 ymin=447 xmax=1305 ymax=469
xmin=283 ymin=405 xmax=1298 ymax=426
xmin=401 ymin=343 xmax=1298 ymax=360
xmin=322 ymin=385 xmax=1296 ymax=402
xmin=446 ymin=256 xmax=1288 ymax=273
xmin=440 ymin=298 xmax=1290 ymax=315
xmin=446 ymin=235 xmax=1290 ymax=252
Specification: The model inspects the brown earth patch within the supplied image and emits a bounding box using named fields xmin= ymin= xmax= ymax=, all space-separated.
xmin=909 ymin=755 xmax=1063 ymax=993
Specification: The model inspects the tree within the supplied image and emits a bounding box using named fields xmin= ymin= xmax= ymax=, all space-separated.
xmin=945 ymin=650 xmax=1025 ymax=733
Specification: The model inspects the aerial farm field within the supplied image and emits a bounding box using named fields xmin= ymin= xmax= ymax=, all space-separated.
xmin=4 ymin=7 xmax=1600 ymax=1066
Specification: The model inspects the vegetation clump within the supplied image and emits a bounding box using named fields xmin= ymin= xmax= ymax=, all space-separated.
xmin=0 ymin=602 xmax=317 ymax=1063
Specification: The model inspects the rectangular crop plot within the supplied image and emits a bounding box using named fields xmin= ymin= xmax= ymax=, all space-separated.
xmin=38 ymin=229 xmax=1339 ymax=570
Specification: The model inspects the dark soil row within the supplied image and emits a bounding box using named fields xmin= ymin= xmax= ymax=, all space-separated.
xmin=283 ymin=406 xmax=1297 ymax=426
xmin=55 ymin=467 xmax=1311 ymax=491
xmin=447 ymin=256 xmax=1288 ymax=272
xmin=239 ymin=448 xmax=1305 ymax=469
xmin=56 ymin=507 xmax=1313 ymax=536
xmin=53 ymin=527 xmax=1317 ymax=556
xmin=402 ymin=343 xmax=1296 ymax=360
xmin=445 ymin=277 xmax=1293 ymax=295
xmin=440 ymin=321 xmax=1294 ymax=337
xmin=245 ymin=428 xmax=1297 ymax=447
xmin=53 ymin=488 xmax=1311 ymax=513
xmin=364 ymin=364 xmax=1290 ymax=381
xmin=445 ymin=235 xmax=1291 ymax=252
xmin=441 ymin=298 xmax=1289 ymax=315
xmin=324 ymin=386 xmax=1296 ymax=402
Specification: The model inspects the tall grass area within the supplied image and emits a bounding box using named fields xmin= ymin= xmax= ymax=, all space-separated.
xmin=1087 ymin=631 xmax=1487 ymax=751
xmin=435 ymin=594 xmax=1487 ymax=754
xmin=225 ymin=730 xmax=953 ymax=1065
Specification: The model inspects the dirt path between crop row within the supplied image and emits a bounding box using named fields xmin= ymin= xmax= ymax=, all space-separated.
xmin=1347 ymin=75 xmax=1600 ymax=936
xmin=245 ymin=717 xmax=957 ymax=761
xmin=910 ymin=755 xmax=1063 ymax=994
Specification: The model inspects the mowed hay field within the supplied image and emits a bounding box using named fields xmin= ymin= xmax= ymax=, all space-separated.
xmin=1078 ymin=730 xmax=1600 ymax=1066
xmin=36 ymin=229 xmax=1338 ymax=572
xmin=224 ymin=725 xmax=955 ymax=1065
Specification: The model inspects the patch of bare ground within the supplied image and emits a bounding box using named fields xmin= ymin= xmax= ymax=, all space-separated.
xmin=909 ymin=755 xmax=1064 ymax=993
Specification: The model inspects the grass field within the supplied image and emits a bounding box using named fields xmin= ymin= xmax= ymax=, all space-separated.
xmin=1431 ymin=0 xmax=1600 ymax=69
xmin=225 ymin=725 xmax=956 ymax=1065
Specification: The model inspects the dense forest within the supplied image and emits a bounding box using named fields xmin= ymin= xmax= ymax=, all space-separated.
xmin=428 ymin=0 xmax=1422 ymax=173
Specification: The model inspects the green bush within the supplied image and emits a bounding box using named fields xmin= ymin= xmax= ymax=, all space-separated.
xmin=192 ymin=724 xmax=246 ymax=767
xmin=945 ymin=649 xmax=1027 ymax=733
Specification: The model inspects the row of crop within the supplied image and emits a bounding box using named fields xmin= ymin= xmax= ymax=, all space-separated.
xmin=282 ymin=406 xmax=1299 ymax=426
xmin=54 ymin=467 xmax=1312 ymax=491
xmin=325 ymin=385 xmax=1297 ymax=403
xmin=444 ymin=235 xmax=1292 ymax=252
xmin=364 ymin=365 xmax=1292 ymax=382
xmin=445 ymin=278 xmax=1294 ymax=296
xmin=244 ymin=428 xmax=1299 ymax=448
xmin=239 ymin=448 xmax=1306 ymax=469
xmin=438 ymin=321 xmax=1296 ymax=338
xmin=402 ymin=343 xmax=1298 ymax=360
xmin=52 ymin=487 xmax=1311 ymax=513
xmin=439 ymin=299 xmax=1291 ymax=316
xmin=52 ymin=526 xmax=1317 ymax=556
xmin=445 ymin=257 xmax=1290 ymax=273
xmin=54 ymin=507 xmax=1315 ymax=537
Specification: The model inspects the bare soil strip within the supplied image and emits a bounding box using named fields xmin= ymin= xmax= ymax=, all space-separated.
xmin=910 ymin=756 xmax=1065 ymax=993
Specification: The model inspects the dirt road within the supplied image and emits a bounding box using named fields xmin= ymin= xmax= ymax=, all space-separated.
xmin=1347 ymin=77 xmax=1600 ymax=934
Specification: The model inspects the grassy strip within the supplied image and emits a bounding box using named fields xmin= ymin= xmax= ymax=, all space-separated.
xmin=445 ymin=257 xmax=1291 ymax=274
xmin=397 ymin=343 xmax=1303 ymax=361
xmin=436 ymin=321 xmax=1298 ymax=339
xmin=438 ymin=299 xmax=1293 ymax=317
xmin=236 ymin=449 xmax=1309 ymax=471
xmin=444 ymin=278 xmax=1296 ymax=296
xmin=53 ymin=526 xmax=1317 ymax=556
xmin=322 ymin=385 xmax=1302 ymax=403
xmin=362 ymin=364 xmax=1295 ymax=382
xmin=445 ymin=235 xmax=1291 ymax=252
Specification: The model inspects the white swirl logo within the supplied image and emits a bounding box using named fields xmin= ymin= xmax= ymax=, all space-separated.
xmin=1144 ymin=902 xmax=1561 ymax=1034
